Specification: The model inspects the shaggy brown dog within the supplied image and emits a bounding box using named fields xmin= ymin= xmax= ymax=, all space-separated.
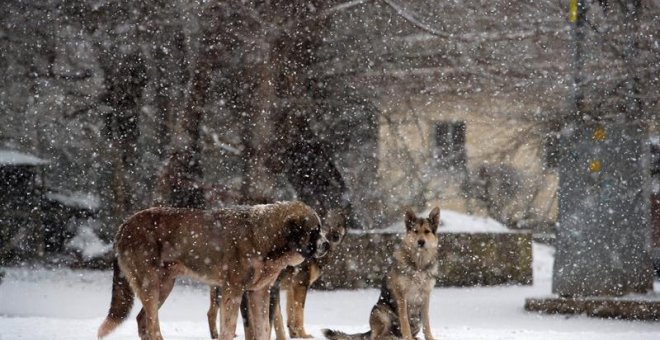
xmin=208 ymin=208 xmax=348 ymax=339
xmin=323 ymin=207 xmax=440 ymax=340
xmin=97 ymin=201 xmax=329 ymax=340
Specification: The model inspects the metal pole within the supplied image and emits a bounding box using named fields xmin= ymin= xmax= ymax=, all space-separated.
xmin=568 ymin=0 xmax=586 ymax=117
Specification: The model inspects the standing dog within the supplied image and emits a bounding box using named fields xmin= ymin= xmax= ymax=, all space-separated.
xmin=97 ymin=201 xmax=329 ymax=340
xmin=323 ymin=207 xmax=440 ymax=340
xmin=275 ymin=208 xmax=348 ymax=339
xmin=208 ymin=208 xmax=348 ymax=339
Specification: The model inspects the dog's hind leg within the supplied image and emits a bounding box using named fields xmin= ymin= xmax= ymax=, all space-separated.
xmin=369 ymin=306 xmax=398 ymax=340
xmin=137 ymin=263 xmax=179 ymax=339
xmin=117 ymin=255 xmax=163 ymax=340
xmin=133 ymin=269 xmax=163 ymax=340
xmin=272 ymin=290 xmax=287 ymax=340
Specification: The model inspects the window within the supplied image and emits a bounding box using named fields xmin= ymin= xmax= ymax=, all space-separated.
xmin=434 ymin=121 xmax=466 ymax=169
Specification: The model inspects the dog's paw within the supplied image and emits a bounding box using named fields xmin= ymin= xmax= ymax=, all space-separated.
xmin=289 ymin=330 xmax=314 ymax=338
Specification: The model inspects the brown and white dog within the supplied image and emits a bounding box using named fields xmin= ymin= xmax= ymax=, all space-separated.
xmin=276 ymin=208 xmax=348 ymax=339
xmin=97 ymin=201 xmax=329 ymax=340
xmin=323 ymin=207 xmax=440 ymax=340
xmin=208 ymin=208 xmax=348 ymax=339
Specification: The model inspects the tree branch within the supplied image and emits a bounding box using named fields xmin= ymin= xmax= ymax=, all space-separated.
xmin=381 ymin=0 xmax=455 ymax=40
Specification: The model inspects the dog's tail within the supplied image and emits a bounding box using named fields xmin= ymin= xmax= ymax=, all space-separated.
xmin=322 ymin=329 xmax=371 ymax=340
xmin=97 ymin=258 xmax=134 ymax=339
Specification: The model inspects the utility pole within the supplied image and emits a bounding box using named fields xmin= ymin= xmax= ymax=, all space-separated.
xmin=526 ymin=0 xmax=656 ymax=319
xmin=552 ymin=0 xmax=652 ymax=298
xmin=568 ymin=0 xmax=586 ymax=117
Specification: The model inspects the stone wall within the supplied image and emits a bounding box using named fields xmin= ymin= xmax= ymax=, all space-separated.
xmin=313 ymin=231 xmax=533 ymax=290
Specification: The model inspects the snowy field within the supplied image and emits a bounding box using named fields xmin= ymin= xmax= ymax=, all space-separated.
xmin=1 ymin=243 xmax=659 ymax=340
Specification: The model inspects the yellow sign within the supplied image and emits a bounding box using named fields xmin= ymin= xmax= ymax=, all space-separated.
xmin=593 ymin=126 xmax=606 ymax=141
xmin=589 ymin=160 xmax=602 ymax=173
xmin=569 ymin=0 xmax=578 ymax=23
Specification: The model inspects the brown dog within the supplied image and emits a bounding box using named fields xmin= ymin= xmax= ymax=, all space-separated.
xmin=323 ymin=207 xmax=439 ymax=340
xmin=97 ymin=201 xmax=329 ymax=340
xmin=208 ymin=208 xmax=348 ymax=339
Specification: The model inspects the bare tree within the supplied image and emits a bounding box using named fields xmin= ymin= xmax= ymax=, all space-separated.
xmin=1 ymin=0 xmax=657 ymax=237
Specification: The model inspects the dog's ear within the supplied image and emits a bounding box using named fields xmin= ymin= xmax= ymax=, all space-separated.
xmin=428 ymin=207 xmax=440 ymax=232
xmin=404 ymin=208 xmax=416 ymax=231
xmin=284 ymin=217 xmax=305 ymax=246
xmin=285 ymin=213 xmax=322 ymax=259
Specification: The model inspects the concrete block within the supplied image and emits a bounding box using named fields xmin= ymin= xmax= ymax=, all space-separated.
xmin=314 ymin=231 xmax=533 ymax=289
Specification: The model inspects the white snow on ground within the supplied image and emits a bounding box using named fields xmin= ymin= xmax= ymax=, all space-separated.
xmin=1 ymin=242 xmax=659 ymax=340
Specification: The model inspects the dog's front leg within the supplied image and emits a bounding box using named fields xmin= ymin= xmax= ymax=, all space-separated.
xmin=288 ymin=283 xmax=313 ymax=338
xmin=247 ymin=288 xmax=271 ymax=340
xmin=208 ymin=286 xmax=221 ymax=339
xmin=250 ymin=253 xmax=303 ymax=291
xmin=422 ymin=293 xmax=434 ymax=340
xmin=220 ymin=288 xmax=242 ymax=340
xmin=395 ymin=295 xmax=414 ymax=340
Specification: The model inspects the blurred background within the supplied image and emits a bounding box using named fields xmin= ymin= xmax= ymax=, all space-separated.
xmin=0 ymin=0 xmax=658 ymax=276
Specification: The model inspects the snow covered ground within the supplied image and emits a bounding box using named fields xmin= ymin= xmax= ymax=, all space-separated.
xmin=1 ymin=243 xmax=659 ymax=340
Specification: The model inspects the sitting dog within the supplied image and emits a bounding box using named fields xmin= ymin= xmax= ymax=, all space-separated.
xmin=97 ymin=201 xmax=329 ymax=340
xmin=323 ymin=207 xmax=440 ymax=340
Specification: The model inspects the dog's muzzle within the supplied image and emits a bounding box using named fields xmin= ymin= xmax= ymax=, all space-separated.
xmin=315 ymin=233 xmax=330 ymax=258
